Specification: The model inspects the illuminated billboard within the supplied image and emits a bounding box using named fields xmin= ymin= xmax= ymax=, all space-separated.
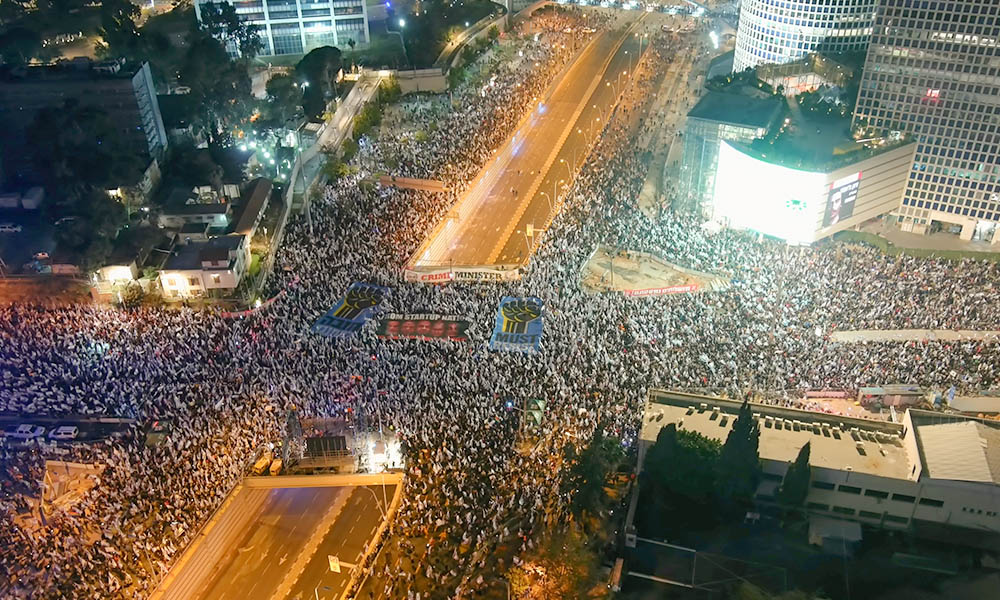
xmin=712 ymin=142 xmax=825 ymax=244
xmin=824 ymin=171 xmax=861 ymax=226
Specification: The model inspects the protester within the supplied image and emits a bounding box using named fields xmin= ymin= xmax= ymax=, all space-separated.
xmin=1 ymin=9 xmax=999 ymax=599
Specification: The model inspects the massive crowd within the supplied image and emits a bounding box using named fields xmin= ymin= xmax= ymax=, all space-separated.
xmin=2 ymin=6 xmax=1000 ymax=600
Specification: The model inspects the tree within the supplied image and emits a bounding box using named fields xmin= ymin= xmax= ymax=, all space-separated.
xmin=776 ymin=442 xmax=811 ymax=508
xmin=98 ymin=0 xmax=141 ymax=58
xmin=262 ymin=73 xmax=302 ymax=126
xmin=487 ymin=24 xmax=500 ymax=43
xmin=0 ymin=27 xmax=42 ymax=66
xmin=198 ymin=1 xmax=263 ymax=58
xmin=27 ymin=100 xmax=144 ymax=203
xmin=508 ymin=524 xmax=598 ymax=600
xmin=178 ymin=32 xmax=254 ymax=142
xmin=296 ymin=46 xmax=343 ymax=118
xmin=715 ymin=399 xmax=762 ymax=511
xmin=561 ymin=425 xmax=623 ymax=520
xmin=645 ymin=424 xmax=721 ymax=504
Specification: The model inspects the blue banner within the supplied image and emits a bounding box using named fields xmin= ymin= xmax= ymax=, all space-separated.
xmin=489 ymin=296 xmax=544 ymax=352
xmin=312 ymin=282 xmax=389 ymax=338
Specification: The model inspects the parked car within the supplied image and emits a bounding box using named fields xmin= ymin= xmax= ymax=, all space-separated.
xmin=48 ymin=425 xmax=80 ymax=441
xmin=2 ymin=424 xmax=46 ymax=440
xmin=0 ymin=223 xmax=22 ymax=233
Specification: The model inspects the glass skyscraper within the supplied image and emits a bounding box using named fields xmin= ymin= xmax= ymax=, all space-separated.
xmin=853 ymin=0 xmax=1000 ymax=241
xmin=734 ymin=0 xmax=876 ymax=72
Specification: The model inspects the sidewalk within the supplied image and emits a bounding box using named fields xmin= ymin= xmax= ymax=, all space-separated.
xmin=830 ymin=329 xmax=1000 ymax=343
xmin=859 ymin=219 xmax=1000 ymax=254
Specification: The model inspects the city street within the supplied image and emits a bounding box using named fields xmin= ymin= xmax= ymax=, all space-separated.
xmin=410 ymin=16 xmax=644 ymax=269
xmin=286 ymin=485 xmax=395 ymax=600
xmin=154 ymin=484 xmax=390 ymax=600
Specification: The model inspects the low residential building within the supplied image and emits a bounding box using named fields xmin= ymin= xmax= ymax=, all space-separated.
xmin=157 ymin=186 xmax=235 ymax=230
xmin=158 ymin=234 xmax=250 ymax=299
xmin=641 ymin=391 xmax=1000 ymax=552
xmin=91 ymin=228 xmax=173 ymax=300
xmin=231 ymin=178 xmax=272 ymax=239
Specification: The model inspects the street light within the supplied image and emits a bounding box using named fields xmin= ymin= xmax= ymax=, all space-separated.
xmin=539 ymin=191 xmax=552 ymax=212
xmin=389 ymin=18 xmax=410 ymax=68
xmin=559 ymin=158 xmax=570 ymax=180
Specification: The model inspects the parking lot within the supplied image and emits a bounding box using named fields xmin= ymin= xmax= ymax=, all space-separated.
xmin=0 ymin=212 xmax=56 ymax=274
xmin=0 ymin=415 xmax=135 ymax=446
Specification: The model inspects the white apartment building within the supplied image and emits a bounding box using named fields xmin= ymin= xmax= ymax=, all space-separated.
xmin=159 ymin=234 xmax=250 ymax=299
xmin=733 ymin=0 xmax=876 ymax=72
xmin=641 ymin=391 xmax=1000 ymax=550
xmin=195 ymin=0 xmax=370 ymax=57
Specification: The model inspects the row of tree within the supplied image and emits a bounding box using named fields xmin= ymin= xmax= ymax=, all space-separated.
xmin=640 ymin=400 xmax=813 ymax=536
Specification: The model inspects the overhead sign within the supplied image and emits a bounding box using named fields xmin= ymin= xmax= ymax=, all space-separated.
xmin=404 ymin=267 xmax=522 ymax=283
xmin=312 ymin=283 xmax=389 ymax=338
xmin=328 ymin=555 xmax=340 ymax=573
xmin=376 ymin=313 xmax=470 ymax=341
xmin=489 ymin=296 xmax=544 ymax=352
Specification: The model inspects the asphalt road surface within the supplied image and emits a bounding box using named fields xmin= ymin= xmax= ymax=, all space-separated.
xmin=197 ymin=486 xmax=346 ymax=600
xmin=410 ymin=17 xmax=643 ymax=269
xmin=159 ymin=483 xmax=389 ymax=600
xmin=286 ymin=485 xmax=395 ymax=600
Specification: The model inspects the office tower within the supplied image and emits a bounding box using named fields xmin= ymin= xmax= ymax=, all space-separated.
xmin=853 ymin=0 xmax=1000 ymax=241
xmin=734 ymin=0 xmax=876 ymax=72
xmin=196 ymin=0 xmax=370 ymax=57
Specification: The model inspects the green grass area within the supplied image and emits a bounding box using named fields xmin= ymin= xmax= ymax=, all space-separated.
xmin=248 ymin=253 xmax=263 ymax=277
xmin=832 ymin=230 xmax=1000 ymax=262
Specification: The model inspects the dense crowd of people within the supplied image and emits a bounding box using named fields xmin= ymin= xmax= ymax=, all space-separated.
xmin=2 ymin=7 xmax=1000 ymax=599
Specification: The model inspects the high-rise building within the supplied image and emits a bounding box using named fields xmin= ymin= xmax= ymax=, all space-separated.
xmin=0 ymin=59 xmax=167 ymax=188
xmin=733 ymin=0 xmax=876 ymax=72
xmin=853 ymin=0 xmax=1000 ymax=243
xmin=195 ymin=0 xmax=370 ymax=57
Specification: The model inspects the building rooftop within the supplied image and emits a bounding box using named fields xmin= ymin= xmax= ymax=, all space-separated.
xmin=643 ymin=391 xmax=914 ymax=481
xmin=231 ymin=178 xmax=272 ymax=236
xmin=687 ymin=90 xmax=783 ymax=130
xmin=0 ymin=58 xmax=143 ymax=83
xmin=912 ymin=416 xmax=1000 ymax=485
xmin=163 ymin=235 xmax=243 ymax=271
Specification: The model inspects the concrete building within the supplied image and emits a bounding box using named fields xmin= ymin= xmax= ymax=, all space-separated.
xmin=712 ymin=136 xmax=916 ymax=244
xmin=852 ymin=0 xmax=1000 ymax=243
xmin=159 ymin=234 xmax=250 ymax=299
xmin=680 ymin=89 xmax=784 ymax=214
xmin=195 ymin=0 xmax=370 ymax=57
xmin=733 ymin=0 xmax=875 ymax=73
xmin=641 ymin=391 xmax=1000 ymax=551
xmin=0 ymin=59 xmax=167 ymax=188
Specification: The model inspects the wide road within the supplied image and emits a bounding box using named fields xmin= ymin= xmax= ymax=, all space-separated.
xmin=495 ymin=30 xmax=647 ymax=264
xmin=409 ymin=16 xmax=643 ymax=269
xmin=157 ymin=484 xmax=390 ymax=600
xmin=196 ymin=486 xmax=347 ymax=600
xmin=286 ymin=485 xmax=395 ymax=600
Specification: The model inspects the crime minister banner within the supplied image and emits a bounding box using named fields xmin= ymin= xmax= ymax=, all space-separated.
xmin=312 ymin=282 xmax=389 ymax=338
xmin=376 ymin=313 xmax=471 ymax=341
xmin=489 ymin=296 xmax=544 ymax=352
